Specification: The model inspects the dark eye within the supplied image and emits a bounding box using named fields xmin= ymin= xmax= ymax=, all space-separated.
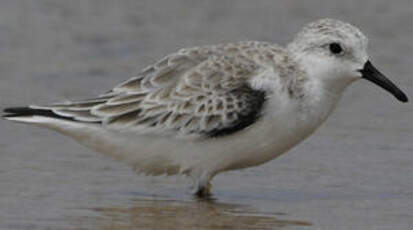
xmin=329 ymin=43 xmax=343 ymax=54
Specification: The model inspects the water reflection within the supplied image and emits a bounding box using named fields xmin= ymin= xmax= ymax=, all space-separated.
xmin=90 ymin=198 xmax=312 ymax=230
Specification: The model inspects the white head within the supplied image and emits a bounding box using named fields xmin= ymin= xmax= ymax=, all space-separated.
xmin=288 ymin=18 xmax=407 ymax=102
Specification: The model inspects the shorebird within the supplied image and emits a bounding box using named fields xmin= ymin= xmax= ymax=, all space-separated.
xmin=3 ymin=19 xmax=408 ymax=197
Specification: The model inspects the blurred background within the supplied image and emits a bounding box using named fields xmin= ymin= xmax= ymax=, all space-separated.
xmin=0 ymin=0 xmax=412 ymax=229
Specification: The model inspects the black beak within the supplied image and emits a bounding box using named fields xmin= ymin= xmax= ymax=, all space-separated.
xmin=359 ymin=61 xmax=408 ymax=103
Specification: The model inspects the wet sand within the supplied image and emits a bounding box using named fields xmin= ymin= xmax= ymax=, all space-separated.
xmin=0 ymin=1 xmax=412 ymax=229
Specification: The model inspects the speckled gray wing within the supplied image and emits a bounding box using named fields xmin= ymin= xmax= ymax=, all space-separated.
xmin=28 ymin=43 xmax=270 ymax=139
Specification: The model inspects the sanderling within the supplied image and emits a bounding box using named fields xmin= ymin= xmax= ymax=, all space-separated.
xmin=3 ymin=19 xmax=408 ymax=197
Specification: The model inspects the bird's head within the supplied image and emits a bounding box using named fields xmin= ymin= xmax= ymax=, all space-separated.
xmin=287 ymin=18 xmax=408 ymax=102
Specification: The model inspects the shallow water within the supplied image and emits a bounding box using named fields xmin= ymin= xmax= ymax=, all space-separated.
xmin=1 ymin=1 xmax=413 ymax=229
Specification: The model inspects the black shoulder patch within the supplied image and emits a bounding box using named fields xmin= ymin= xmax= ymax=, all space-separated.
xmin=205 ymin=85 xmax=266 ymax=138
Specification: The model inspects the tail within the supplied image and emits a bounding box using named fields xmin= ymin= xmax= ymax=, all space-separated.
xmin=3 ymin=106 xmax=76 ymax=123
xmin=2 ymin=104 xmax=103 ymax=124
xmin=2 ymin=106 xmax=105 ymax=152
xmin=2 ymin=105 xmax=103 ymax=149
xmin=3 ymin=101 xmax=108 ymax=149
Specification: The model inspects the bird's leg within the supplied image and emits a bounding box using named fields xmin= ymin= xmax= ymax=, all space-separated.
xmin=192 ymin=171 xmax=213 ymax=198
xmin=194 ymin=181 xmax=212 ymax=198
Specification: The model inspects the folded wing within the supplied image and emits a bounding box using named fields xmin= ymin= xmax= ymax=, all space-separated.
xmin=4 ymin=42 xmax=274 ymax=139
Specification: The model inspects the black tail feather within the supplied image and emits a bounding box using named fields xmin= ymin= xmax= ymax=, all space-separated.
xmin=2 ymin=107 xmax=74 ymax=121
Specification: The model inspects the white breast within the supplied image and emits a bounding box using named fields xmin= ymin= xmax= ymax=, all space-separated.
xmin=202 ymin=79 xmax=342 ymax=174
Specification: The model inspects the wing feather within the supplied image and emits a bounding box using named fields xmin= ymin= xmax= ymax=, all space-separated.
xmin=32 ymin=42 xmax=280 ymax=138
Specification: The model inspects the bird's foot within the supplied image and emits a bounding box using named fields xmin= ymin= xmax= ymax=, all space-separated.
xmin=193 ymin=181 xmax=213 ymax=199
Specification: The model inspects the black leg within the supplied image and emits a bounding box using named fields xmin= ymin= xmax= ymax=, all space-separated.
xmin=194 ymin=186 xmax=211 ymax=198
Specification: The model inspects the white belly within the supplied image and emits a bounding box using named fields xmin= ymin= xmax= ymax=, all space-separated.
xmin=57 ymin=93 xmax=338 ymax=179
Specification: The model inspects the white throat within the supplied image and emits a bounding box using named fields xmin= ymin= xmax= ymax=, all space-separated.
xmin=291 ymin=56 xmax=357 ymax=128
